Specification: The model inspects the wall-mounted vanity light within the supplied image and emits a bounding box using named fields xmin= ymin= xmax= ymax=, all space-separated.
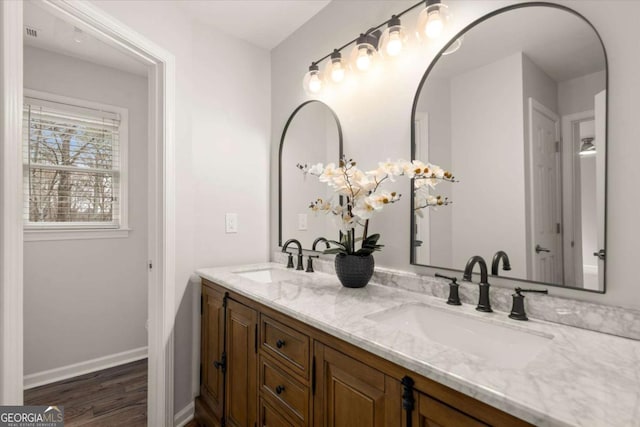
xmin=303 ymin=63 xmax=323 ymax=95
xmin=379 ymin=15 xmax=408 ymax=57
xmin=325 ymin=49 xmax=349 ymax=84
xmin=302 ymin=0 xmax=454 ymax=95
xmin=442 ymin=36 xmax=463 ymax=55
xmin=579 ymin=137 xmax=597 ymax=156
xmin=350 ymin=32 xmax=381 ymax=73
xmin=416 ymin=0 xmax=451 ymax=41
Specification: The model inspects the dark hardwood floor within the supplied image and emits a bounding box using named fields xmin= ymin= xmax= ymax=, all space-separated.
xmin=25 ymin=359 xmax=148 ymax=426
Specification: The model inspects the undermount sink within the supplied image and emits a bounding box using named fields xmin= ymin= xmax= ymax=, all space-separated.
xmin=233 ymin=267 xmax=300 ymax=284
xmin=366 ymin=303 xmax=552 ymax=369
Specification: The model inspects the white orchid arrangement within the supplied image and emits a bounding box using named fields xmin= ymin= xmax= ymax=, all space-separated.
xmin=298 ymin=156 xmax=454 ymax=256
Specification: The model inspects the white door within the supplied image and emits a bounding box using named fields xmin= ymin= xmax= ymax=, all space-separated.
xmin=528 ymin=98 xmax=562 ymax=283
xmin=414 ymin=112 xmax=430 ymax=264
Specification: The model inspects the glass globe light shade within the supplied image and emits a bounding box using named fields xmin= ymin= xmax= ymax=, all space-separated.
xmin=416 ymin=0 xmax=451 ymax=41
xmin=324 ymin=50 xmax=349 ymax=84
xmin=349 ymin=34 xmax=380 ymax=73
xmin=303 ymin=63 xmax=323 ymax=95
xmin=442 ymin=36 xmax=464 ymax=55
xmin=378 ymin=16 xmax=408 ymax=58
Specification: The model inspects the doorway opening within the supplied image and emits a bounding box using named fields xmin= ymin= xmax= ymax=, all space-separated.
xmin=1 ymin=1 xmax=176 ymax=425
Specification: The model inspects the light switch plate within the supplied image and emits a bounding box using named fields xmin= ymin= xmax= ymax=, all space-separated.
xmin=225 ymin=213 xmax=238 ymax=233
xmin=298 ymin=213 xmax=308 ymax=231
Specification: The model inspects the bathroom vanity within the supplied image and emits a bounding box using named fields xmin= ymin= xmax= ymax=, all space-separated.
xmin=194 ymin=263 xmax=640 ymax=427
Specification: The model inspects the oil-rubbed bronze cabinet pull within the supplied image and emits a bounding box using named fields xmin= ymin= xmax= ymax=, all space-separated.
xmin=275 ymin=385 xmax=285 ymax=395
xmin=276 ymin=339 xmax=286 ymax=349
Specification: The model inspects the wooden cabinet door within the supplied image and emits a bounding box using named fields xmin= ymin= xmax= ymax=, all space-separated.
xmin=314 ymin=343 xmax=401 ymax=427
xmin=260 ymin=397 xmax=301 ymax=427
xmin=414 ymin=391 xmax=489 ymax=427
xmin=201 ymin=285 xmax=225 ymax=421
xmin=226 ymin=299 xmax=258 ymax=427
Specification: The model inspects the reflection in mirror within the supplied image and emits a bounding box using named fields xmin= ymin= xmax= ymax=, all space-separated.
xmin=411 ymin=5 xmax=607 ymax=292
xmin=279 ymin=101 xmax=342 ymax=249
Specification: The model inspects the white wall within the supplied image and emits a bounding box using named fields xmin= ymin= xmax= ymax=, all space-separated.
xmin=450 ymin=52 xmax=527 ymax=277
xmin=90 ymin=0 xmax=272 ymax=413
xmin=23 ymin=46 xmax=148 ymax=375
xmin=558 ymin=70 xmax=606 ymax=116
xmin=270 ymin=0 xmax=640 ymax=311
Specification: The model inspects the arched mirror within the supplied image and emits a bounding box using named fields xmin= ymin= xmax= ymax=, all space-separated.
xmin=279 ymin=100 xmax=343 ymax=249
xmin=411 ymin=4 xmax=607 ymax=293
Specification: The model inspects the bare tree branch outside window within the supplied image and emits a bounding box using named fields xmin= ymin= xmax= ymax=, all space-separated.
xmin=24 ymin=101 xmax=121 ymax=226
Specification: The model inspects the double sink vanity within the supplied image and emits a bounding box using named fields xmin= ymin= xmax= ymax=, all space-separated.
xmin=195 ymin=260 xmax=640 ymax=427
xmin=194 ymin=2 xmax=639 ymax=426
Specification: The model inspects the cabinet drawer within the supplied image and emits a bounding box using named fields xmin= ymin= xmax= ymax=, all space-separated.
xmin=261 ymin=315 xmax=309 ymax=379
xmin=260 ymin=355 xmax=310 ymax=424
xmin=260 ymin=397 xmax=301 ymax=427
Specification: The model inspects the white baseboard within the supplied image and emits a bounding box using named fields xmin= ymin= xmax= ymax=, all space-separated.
xmin=24 ymin=346 xmax=148 ymax=389
xmin=174 ymin=401 xmax=195 ymax=427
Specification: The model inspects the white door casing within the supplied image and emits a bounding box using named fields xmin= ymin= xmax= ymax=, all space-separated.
xmin=561 ymin=110 xmax=594 ymax=287
xmin=528 ymin=98 xmax=562 ymax=284
xmin=594 ymin=90 xmax=607 ymax=290
xmin=0 ymin=0 xmax=25 ymax=405
xmin=1 ymin=1 xmax=177 ymax=425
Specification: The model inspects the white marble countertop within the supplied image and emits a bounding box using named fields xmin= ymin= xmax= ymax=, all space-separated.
xmin=196 ymin=262 xmax=640 ymax=427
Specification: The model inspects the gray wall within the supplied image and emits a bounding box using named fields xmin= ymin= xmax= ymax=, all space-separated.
xmin=270 ymin=0 xmax=640 ymax=310
xmin=23 ymin=46 xmax=148 ymax=375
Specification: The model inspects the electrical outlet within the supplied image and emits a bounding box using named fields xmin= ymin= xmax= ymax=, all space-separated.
xmin=298 ymin=213 xmax=308 ymax=231
xmin=225 ymin=213 xmax=238 ymax=233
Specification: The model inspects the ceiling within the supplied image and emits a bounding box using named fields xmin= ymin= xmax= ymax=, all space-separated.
xmin=430 ymin=6 xmax=606 ymax=83
xmin=23 ymin=1 xmax=149 ymax=76
xmin=181 ymin=0 xmax=331 ymax=49
xmin=23 ymin=0 xmax=331 ymax=76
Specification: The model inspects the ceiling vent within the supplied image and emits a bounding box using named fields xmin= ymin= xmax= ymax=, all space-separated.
xmin=24 ymin=26 xmax=39 ymax=39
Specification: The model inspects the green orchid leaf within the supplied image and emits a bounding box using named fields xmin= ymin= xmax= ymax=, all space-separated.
xmin=323 ymin=247 xmax=348 ymax=255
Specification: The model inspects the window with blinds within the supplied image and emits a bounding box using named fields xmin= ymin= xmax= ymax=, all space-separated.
xmin=23 ymin=94 xmax=126 ymax=229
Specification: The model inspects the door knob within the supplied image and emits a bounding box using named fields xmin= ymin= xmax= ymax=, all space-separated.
xmin=535 ymin=244 xmax=550 ymax=254
xmin=593 ymin=249 xmax=606 ymax=260
xmin=275 ymin=385 xmax=285 ymax=395
xmin=276 ymin=339 xmax=286 ymax=349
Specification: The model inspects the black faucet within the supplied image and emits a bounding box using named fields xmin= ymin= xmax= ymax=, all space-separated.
xmin=282 ymin=239 xmax=304 ymax=270
xmin=305 ymin=255 xmax=319 ymax=273
xmin=435 ymin=273 xmax=461 ymax=306
xmin=305 ymin=237 xmax=330 ymax=273
xmin=312 ymin=237 xmax=330 ymax=251
xmin=491 ymin=251 xmax=512 ymax=276
xmin=462 ymin=256 xmax=493 ymax=312
xmin=509 ymin=288 xmax=548 ymax=321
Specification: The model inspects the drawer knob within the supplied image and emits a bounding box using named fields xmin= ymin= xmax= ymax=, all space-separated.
xmin=275 ymin=385 xmax=285 ymax=395
xmin=276 ymin=339 xmax=286 ymax=349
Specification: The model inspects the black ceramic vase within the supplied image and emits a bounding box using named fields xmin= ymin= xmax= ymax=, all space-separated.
xmin=334 ymin=254 xmax=375 ymax=288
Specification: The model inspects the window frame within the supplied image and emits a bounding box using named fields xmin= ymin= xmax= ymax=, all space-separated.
xmin=23 ymin=89 xmax=129 ymax=241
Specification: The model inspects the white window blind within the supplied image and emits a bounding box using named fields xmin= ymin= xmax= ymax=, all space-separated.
xmin=23 ymin=96 xmax=123 ymax=229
